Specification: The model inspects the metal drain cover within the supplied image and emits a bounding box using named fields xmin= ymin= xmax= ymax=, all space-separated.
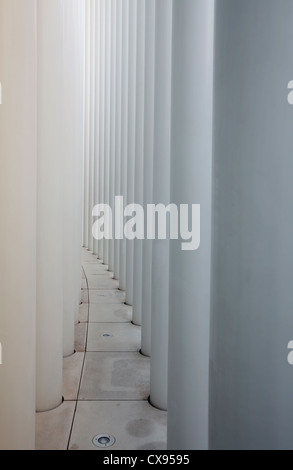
xmin=93 ymin=434 xmax=116 ymax=448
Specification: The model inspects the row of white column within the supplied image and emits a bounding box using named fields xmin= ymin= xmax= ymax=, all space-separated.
xmin=82 ymin=0 xmax=213 ymax=449
xmin=0 ymin=0 xmax=84 ymax=449
xmin=82 ymin=0 xmax=170 ymax=408
xmin=83 ymin=0 xmax=293 ymax=451
xmin=2 ymin=0 xmax=293 ymax=451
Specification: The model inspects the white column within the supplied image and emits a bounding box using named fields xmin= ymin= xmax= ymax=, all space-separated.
xmin=83 ymin=0 xmax=90 ymax=248
xmin=114 ymin=0 xmax=122 ymax=281
xmin=36 ymin=0 xmax=65 ymax=412
xmin=103 ymin=0 xmax=111 ymax=266
xmin=109 ymin=0 xmax=117 ymax=273
xmin=132 ymin=0 xmax=146 ymax=326
xmin=93 ymin=0 xmax=100 ymax=257
xmin=125 ymin=0 xmax=137 ymax=306
xmin=150 ymin=0 xmax=172 ymax=412
xmin=168 ymin=0 xmax=214 ymax=450
xmin=74 ymin=0 xmax=85 ymax=319
xmin=63 ymin=0 xmax=85 ymax=355
xmin=0 ymin=0 xmax=37 ymax=449
xmin=141 ymin=0 xmax=156 ymax=357
xmin=63 ymin=0 xmax=78 ymax=356
xmin=87 ymin=0 xmax=96 ymax=252
xmin=210 ymin=0 xmax=293 ymax=450
xmin=119 ymin=0 xmax=129 ymax=291
xmin=98 ymin=0 xmax=106 ymax=261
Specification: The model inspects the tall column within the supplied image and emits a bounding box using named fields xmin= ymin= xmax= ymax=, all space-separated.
xmin=210 ymin=0 xmax=293 ymax=450
xmin=98 ymin=0 xmax=106 ymax=261
xmin=74 ymin=0 xmax=85 ymax=319
xmin=83 ymin=0 xmax=90 ymax=248
xmin=114 ymin=0 xmax=123 ymax=281
xmin=88 ymin=0 xmax=96 ymax=252
xmin=125 ymin=0 xmax=138 ymax=306
xmin=63 ymin=0 xmax=78 ymax=355
xmin=141 ymin=0 xmax=156 ymax=357
xmin=93 ymin=0 xmax=100 ymax=257
xmin=63 ymin=0 xmax=85 ymax=355
xmin=132 ymin=0 xmax=146 ymax=326
xmin=0 ymin=0 xmax=37 ymax=450
xmin=168 ymin=0 xmax=214 ymax=450
xmin=119 ymin=0 xmax=129 ymax=291
xmin=103 ymin=0 xmax=111 ymax=266
xmin=150 ymin=0 xmax=172 ymax=412
xmin=36 ymin=0 xmax=64 ymax=412
xmin=109 ymin=0 xmax=117 ymax=273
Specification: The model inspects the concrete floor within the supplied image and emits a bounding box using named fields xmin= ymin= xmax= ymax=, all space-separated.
xmin=36 ymin=249 xmax=167 ymax=450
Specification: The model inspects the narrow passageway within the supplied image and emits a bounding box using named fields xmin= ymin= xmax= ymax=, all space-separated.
xmin=36 ymin=249 xmax=167 ymax=451
xmin=3 ymin=0 xmax=293 ymax=452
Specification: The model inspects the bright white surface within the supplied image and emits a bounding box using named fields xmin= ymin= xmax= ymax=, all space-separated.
xmin=0 ymin=0 xmax=37 ymax=450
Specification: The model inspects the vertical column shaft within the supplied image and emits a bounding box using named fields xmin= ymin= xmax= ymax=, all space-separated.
xmin=210 ymin=0 xmax=293 ymax=450
xmin=132 ymin=0 xmax=146 ymax=326
xmin=103 ymin=0 xmax=111 ymax=266
xmin=150 ymin=0 xmax=173 ymax=412
xmin=63 ymin=0 xmax=85 ymax=352
xmin=168 ymin=0 xmax=214 ymax=450
xmin=119 ymin=0 xmax=130 ymax=291
xmin=98 ymin=0 xmax=106 ymax=261
xmin=36 ymin=0 xmax=65 ymax=412
xmin=93 ymin=0 xmax=100 ymax=257
xmin=114 ymin=0 xmax=123 ymax=281
xmin=87 ymin=0 xmax=96 ymax=252
xmin=74 ymin=0 xmax=85 ymax=319
xmin=83 ymin=0 xmax=90 ymax=248
xmin=141 ymin=0 xmax=156 ymax=357
xmin=0 ymin=0 xmax=37 ymax=449
xmin=125 ymin=0 xmax=138 ymax=306
xmin=109 ymin=0 xmax=117 ymax=273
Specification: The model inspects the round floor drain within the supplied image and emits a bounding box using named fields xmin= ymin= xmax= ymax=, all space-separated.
xmin=100 ymin=333 xmax=113 ymax=338
xmin=93 ymin=434 xmax=116 ymax=448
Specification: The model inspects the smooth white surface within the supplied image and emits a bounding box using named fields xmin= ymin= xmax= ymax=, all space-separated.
xmin=98 ymin=0 xmax=106 ymax=261
xmin=93 ymin=0 xmax=100 ymax=257
xmin=119 ymin=0 xmax=130 ymax=291
xmin=210 ymin=0 xmax=293 ymax=450
xmin=74 ymin=0 xmax=85 ymax=322
xmin=168 ymin=0 xmax=214 ymax=450
xmin=109 ymin=0 xmax=117 ymax=274
xmin=103 ymin=0 xmax=111 ymax=266
xmin=36 ymin=0 xmax=64 ymax=412
xmin=63 ymin=0 xmax=85 ymax=357
xmin=125 ymin=0 xmax=138 ymax=307
xmin=83 ymin=0 xmax=90 ymax=248
xmin=63 ymin=0 xmax=76 ymax=354
xmin=150 ymin=0 xmax=173 ymax=412
xmin=0 ymin=0 xmax=37 ymax=449
xmin=141 ymin=0 xmax=156 ymax=357
xmin=88 ymin=0 xmax=96 ymax=252
xmin=114 ymin=0 xmax=123 ymax=281
xmin=132 ymin=0 xmax=146 ymax=326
